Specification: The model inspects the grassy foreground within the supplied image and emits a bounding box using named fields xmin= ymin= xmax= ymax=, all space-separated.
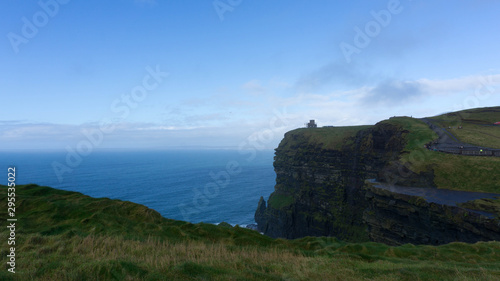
xmin=1 ymin=184 xmax=500 ymax=280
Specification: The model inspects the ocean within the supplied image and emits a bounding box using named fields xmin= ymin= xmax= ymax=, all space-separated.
xmin=1 ymin=149 xmax=276 ymax=226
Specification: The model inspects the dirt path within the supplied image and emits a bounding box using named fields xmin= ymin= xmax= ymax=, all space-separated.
xmin=420 ymin=118 xmax=500 ymax=157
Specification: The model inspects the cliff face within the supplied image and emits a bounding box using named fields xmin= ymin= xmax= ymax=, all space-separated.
xmin=364 ymin=185 xmax=500 ymax=245
xmin=255 ymin=122 xmax=412 ymax=241
xmin=255 ymin=147 xmax=367 ymax=240
xmin=255 ymin=120 xmax=500 ymax=245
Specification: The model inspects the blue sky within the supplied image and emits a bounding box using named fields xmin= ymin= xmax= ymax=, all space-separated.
xmin=1 ymin=0 xmax=500 ymax=150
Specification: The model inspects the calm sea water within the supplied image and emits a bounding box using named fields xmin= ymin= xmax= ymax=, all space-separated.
xmin=1 ymin=150 xmax=276 ymax=226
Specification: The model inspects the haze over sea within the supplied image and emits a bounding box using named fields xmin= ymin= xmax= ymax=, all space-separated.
xmin=2 ymin=150 xmax=275 ymax=226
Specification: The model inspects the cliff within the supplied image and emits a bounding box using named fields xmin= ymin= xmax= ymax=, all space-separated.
xmin=364 ymin=185 xmax=500 ymax=245
xmin=255 ymin=114 xmax=500 ymax=245
xmin=255 ymin=121 xmax=415 ymax=241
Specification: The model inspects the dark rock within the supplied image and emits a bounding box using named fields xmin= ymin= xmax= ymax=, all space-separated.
xmin=254 ymin=121 xmax=500 ymax=245
xmin=245 ymin=224 xmax=258 ymax=231
xmin=363 ymin=185 xmax=500 ymax=245
xmin=255 ymin=123 xmax=410 ymax=241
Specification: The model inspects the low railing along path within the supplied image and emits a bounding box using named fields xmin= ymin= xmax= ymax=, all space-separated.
xmin=420 ymin=118 xmax=500 ymax=157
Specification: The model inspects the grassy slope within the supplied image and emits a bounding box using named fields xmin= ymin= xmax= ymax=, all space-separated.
xmin=1 ymin=108 xmax=498 ymax=280
xmin=458 ymin=197 xmax=500 ymax=218
xmin=2 ymin=184 xmax=500 ymax=280
xmin=431 ymin=107 xmax=500 ymax=149
xmin=383 ymin=114 xmax=500 ymax=193
xmin=279 ymin=125 xmax=373 ymax=151
xmin=382 ymin=110 xmax=500 ymax=218
xmin=278 ymin=110 xmax=500 ymax=192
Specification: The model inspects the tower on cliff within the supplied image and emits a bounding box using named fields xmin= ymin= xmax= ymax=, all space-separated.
xmin=306 ymin=120 xmax=317 ymax=128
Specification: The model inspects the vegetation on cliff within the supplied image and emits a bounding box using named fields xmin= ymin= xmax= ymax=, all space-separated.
xmin=431 ymin=107 xmax=500 ymax=149
xmin=277 ymin=125 xmax=373 ymax=151
xmin=278 ymin=107 xmax=500 ymax=192
xmin=270 ymin=107 xmax=500 ymax=193
xmin=2 ymin=184 xmax=500 ymax=280
xmin=382 ymin=107 xmax=500 ymax=193
xmin=255 ymin=106 xmax=500 ymax=247
xmin=458 ymin=197 xmax=500 ymax=219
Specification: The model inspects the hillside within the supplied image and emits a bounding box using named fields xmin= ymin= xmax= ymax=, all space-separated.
xmin=2 ymin=184 xmax=500 ymax=280
xmin=382 ymin=114 xmax=500 ymax=193
xmin=431 ymin=107 xmax=500 ymax=149
xmin=255 ymin=106 xmax=500 ymax=246
xmin=274 ymin=107 xmax=500 ymax=193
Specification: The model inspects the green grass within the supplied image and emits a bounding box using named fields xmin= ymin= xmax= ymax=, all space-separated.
xmin=382 ymin=115 xmax=500 ymax=193
xmin=267 ymin=193 xmax=294 ymax=209
xmin=2 ymin=184 xmax=500 ymax=280
xmin=279 ymin=125 xmax=373 ymax=151
xmin=1 ymin=108 xmax=499 ymax=280
xmin=277 ymin=111 xmax=500 ymax=192
xmin=458 ymin=197 xmax=500 ymax=218
xmin=383 ymin=116 xmax=438 ymax=153
xmin=430 ymin=106 xmax=500 ymax=149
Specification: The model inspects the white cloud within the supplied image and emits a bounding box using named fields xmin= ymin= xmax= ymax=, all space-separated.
xmin=360 ymin=80 xmax=424 ymax=105
xmin=417 ymin=74 xmax=500 ymax=95
xmin=242 ymin=80 xmax=266 ymax=95
xmin=0 ymin=123 xmax=77 ymax=140
xmin=2 ymin=73 xmax=499 ymax=150
xmin=350 ymin=74 xmax=500 ymax=107
xmin=261 ymin=72 xmax=500 ymax=127
xmin=294 ymin=60 xmax=373 ymax=93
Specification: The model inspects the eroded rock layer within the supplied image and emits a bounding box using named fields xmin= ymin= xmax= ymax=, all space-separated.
xmin=255 ymin=121 xmax=500 ymax=245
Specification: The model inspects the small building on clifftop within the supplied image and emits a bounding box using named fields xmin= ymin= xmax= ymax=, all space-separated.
xmin=306 ymin=120 xmax=317 ymax=128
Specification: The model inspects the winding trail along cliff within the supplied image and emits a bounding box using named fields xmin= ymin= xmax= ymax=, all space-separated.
xmin=255 ymin=114 xmax=500 ymax=245
xmin=421 ymin=118 xmax=500 ymax=156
